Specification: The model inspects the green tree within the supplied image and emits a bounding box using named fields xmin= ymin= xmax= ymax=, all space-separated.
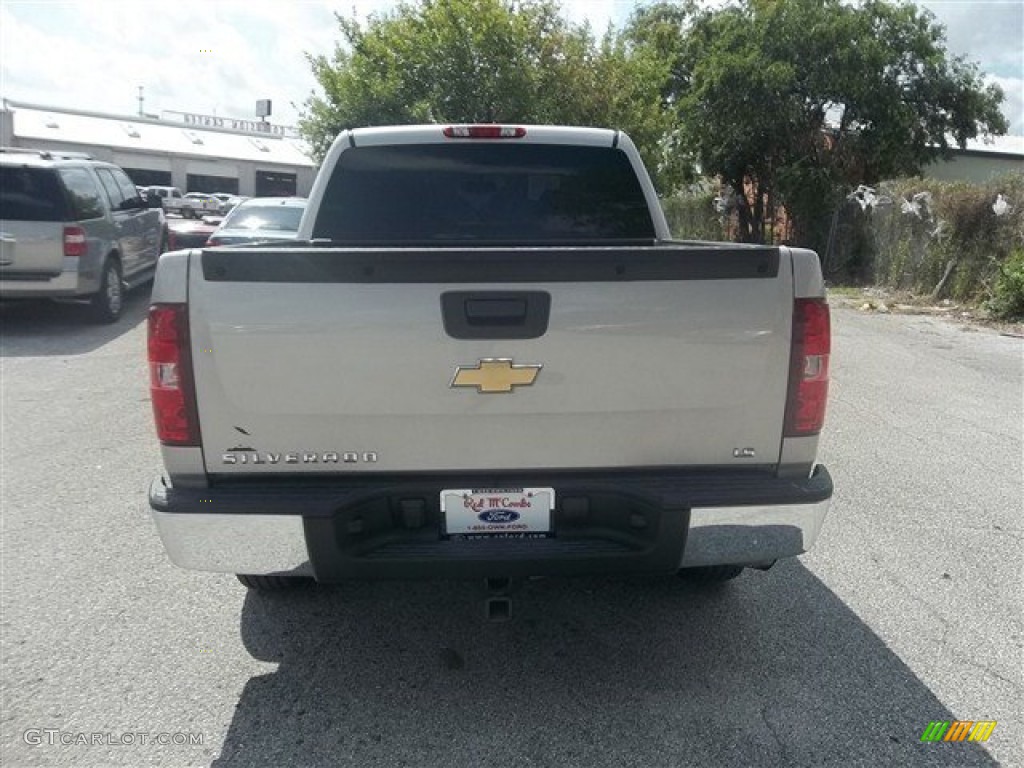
xmin=630 ymin=0 xmax=1007 ymax=248
xmin=618 ymin=1 xmax=701 ymax=190
xmin=298 ymin=0 xmax=673 ymax=186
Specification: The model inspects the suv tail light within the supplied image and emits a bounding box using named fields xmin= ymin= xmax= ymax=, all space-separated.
xmin=148 ymin=304 xmax=201 ymax=446
xmin=443 ymin=125 xmax=526 ymax=139
xmin=63 ymin=226 xmax=87 ymax=257
xmin=784 ymin=298 xmax=830 ymax=437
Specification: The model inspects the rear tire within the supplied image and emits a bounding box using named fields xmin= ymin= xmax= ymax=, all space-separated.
xmin=182 ymin=207 xmax=195 ymax=219
xmin=87 ymin=258 xmax=123 ymax=324
xmin=236 ymin=574 xmax=310 ymax=591
xmin=677 ymin=564 xmax=745 ymax=584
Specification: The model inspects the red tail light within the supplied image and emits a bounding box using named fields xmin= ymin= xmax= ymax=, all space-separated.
xmin=784 ymin=298 xmax=831 ymax=437
xmin=166 ymin=230 xmax=178 ymax=251
xmin=443 ymin=125 xmax=526 ymax=139
xmin=63 ymin=226 xmax=87 ymax=257
xmin=148 ymin=304 xmax=201 ymax=446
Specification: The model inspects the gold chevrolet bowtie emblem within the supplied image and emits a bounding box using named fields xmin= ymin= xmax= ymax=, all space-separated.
xmin=450 ymin=358 xmax=542 ymax=393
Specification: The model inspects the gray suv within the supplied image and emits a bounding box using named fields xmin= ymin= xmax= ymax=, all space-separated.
xmin=0 ymin=148 xmax=168 ymax=322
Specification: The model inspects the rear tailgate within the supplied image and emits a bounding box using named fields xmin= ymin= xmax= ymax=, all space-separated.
xmin=188 ymin=244 xmax=793 ymax=474
xmin=0 ymin=221 xmax=66 ymax=277
xmin=0 ymin=166 xmax=70 ymax=277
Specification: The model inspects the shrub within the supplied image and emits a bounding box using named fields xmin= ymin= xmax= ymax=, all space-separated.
xmin=663 ymin=171 xmax=1024 ymax=311
xmin=987 ymin=248 xmax=1024 ymax=320
xmin=661 ymin=190 xmax=729 ymax=241
xmin=832 ymin=172 xmax=1024 ymax=302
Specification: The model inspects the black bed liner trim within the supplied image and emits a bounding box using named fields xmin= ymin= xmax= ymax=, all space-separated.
xmin=200 ymin=244 xmax=780 ymax=284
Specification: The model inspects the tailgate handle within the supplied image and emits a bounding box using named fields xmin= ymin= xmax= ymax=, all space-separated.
xmin=441 ymin=291 xmax=551 ymax=340
xmin=465 ymin=298 xmax=527 ymax=325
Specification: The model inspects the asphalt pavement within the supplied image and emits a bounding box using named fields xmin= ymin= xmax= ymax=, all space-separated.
xmin=1 ymin=293 xmax=1021 ymax=768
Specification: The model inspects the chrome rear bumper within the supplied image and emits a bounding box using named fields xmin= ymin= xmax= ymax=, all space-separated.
xmin=149 ymin=467 xmax=831 ymax=578
xmin=151 ymin=510 xmax=313 ymax=576
xmin=679 ymin=499 xmax=829 ymax=568
xmin=151 ymin=499 xmax=829 ymax=576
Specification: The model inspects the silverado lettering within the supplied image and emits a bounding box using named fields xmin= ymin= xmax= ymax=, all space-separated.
xmin=221 ymin=452 xmax=377 ymax=465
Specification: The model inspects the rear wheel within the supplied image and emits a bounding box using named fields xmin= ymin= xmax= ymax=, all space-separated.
xmin=677 ymin=565 xmax=745 ymax=584
xmin=236 ymin=574 xmax=310 ymax=591
xmin=182 ymin=206 xmax=195 ymax=219
xmin=87 ymin=258 xmax=123 ymax=324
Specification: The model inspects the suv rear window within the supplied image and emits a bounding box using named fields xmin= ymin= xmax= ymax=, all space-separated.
xmin=0 ymin=166 xmax=70 ymax=222
xmin=312 ymin=144 xmax=655 ymax=245
xmin=58 ymin=167 xmax=106 ymax=220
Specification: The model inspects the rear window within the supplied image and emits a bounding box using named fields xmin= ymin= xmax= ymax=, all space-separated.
xmin=222 ymin=204 xmax=305 ymax=232
xmin=0 ymin=166 xmax=70 ymax=222
xmin=58 ymin=167 xmax=106 ymax=220
xmin=312 ymin=143 xmax=655 ymax=245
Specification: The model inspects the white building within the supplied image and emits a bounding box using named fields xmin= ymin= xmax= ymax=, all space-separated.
xmin=924 ymin=134 xmax=1024 ymax=183
xmin=0 ymin=99 xmax=316 ymax=197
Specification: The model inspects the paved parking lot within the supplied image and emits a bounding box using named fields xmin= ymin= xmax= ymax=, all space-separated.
xmin=1 ymin=294 xmax=1021 ymax=767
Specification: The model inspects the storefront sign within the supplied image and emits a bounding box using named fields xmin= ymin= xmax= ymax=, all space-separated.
xmin=162 ymin=111 xmax=296 ymax=138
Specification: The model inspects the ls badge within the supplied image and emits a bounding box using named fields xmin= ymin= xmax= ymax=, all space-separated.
xmin=450 ymin=358 xmax=542 ymax=393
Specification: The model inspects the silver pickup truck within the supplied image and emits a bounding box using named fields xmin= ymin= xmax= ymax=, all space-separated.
xmin=146 ymin=125 xmax=832 ymax=609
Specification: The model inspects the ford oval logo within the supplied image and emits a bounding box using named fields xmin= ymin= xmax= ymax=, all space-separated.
xmin=478 ymin=510 xmax=520 ymax=524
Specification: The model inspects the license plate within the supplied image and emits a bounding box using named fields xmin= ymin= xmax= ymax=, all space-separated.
xmin=441 ymin=487 xmax=554 ymax=538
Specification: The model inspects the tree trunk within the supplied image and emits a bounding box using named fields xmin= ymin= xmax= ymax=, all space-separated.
xmin=753 ymin=182 xmax=766 ymax=244
xmin=736 ymin=193 xmax=754 ymax=242
xmin=733 ymin=176 xmax=764 ymax=243
xmin=931 ymin=259 xmax=958 ymax=301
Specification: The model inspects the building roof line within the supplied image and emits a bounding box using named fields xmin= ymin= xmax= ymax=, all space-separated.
xmin=2 ymin=98 xmax=297 ymax=141
xmin=4 ymin=99 xmax=314 ymax=167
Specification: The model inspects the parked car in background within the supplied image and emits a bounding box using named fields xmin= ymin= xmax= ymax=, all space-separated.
xmin=205 ymin=197 xmax=306 ymax=246
xmin=0 ymin=147 xmax=166 ymax=322
xmin=139 ymin=187 xmax=165 ymax=209
xmin=166 ymin=214 xmax=222 ymax=251
xmin=145 ymin=186 xmax=195 ymax=218
xmin=183 ymin=192 xmax=221 ymax=216
xmin=211 ymin=193 xmax=247 ymax=215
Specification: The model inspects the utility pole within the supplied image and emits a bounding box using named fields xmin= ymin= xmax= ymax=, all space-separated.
xmin=137 ymin=86 xmax=144 ymax=117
